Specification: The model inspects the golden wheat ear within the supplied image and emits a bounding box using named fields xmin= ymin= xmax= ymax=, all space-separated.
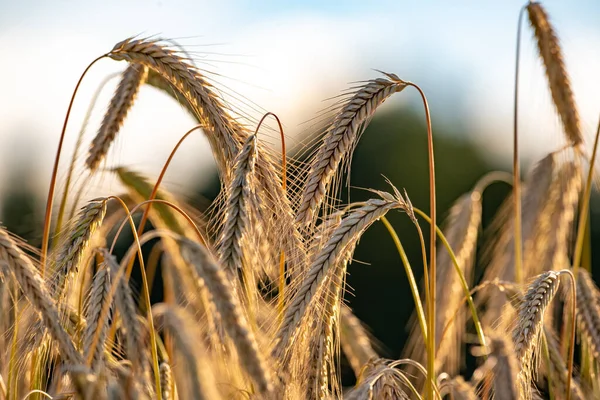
xmin=295 ymin=75 xmax=407 ymax=229
xmin=49 ymin=198 xmax=108 ymax=300
xmin=152 ymin=304 xmax=222 ymax=400
xmin=108 ymin=37 xmax=244 ymax=177
xmin=339 ymin=306 xmax=378 ymax=379
xmin=179 ymin=239 xmax=274 ymax=395
xmin=575 ymin=269 xmax=600 ymax=365
xmin=86 ymin=63 xmax=148 ymax=172
xmin=527 ymin=2 xmax=583 ymax=148
xmin=82 ymin=266 xmax=112 ymax=372
xmin=0 ymin=227 xmax=83 ymax=365
xmin=512 ymin=270 xmax=561 ymax=399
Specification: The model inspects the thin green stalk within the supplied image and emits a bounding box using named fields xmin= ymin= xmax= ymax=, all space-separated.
xmin=406 ymin=81 xmax=436 ymax=400
xmin=380 ymin=216 xmax=427 ymax=343
xmin=413 ymin=207 xmax=488 ymax=356
xmin=572 ymin=115 xmax=600 ymax=278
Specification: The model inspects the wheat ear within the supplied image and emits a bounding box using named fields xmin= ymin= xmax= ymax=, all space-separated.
xmin=153 ymin=304 xmax=221 ymax=400
xmin=108 ymin=37 xmax=243 ymax=175
xmin=296 ymin=75 xmax=407 ymax=227
xmin=50 ymin=198 xmax=107 ymax=298
xmin=180 ymin=239 xmax=273 ymax=394
xmin=527 ymin=2 xmax=583 ymax=147
xmin=339 ymin=306 xmax=377 ymax=378
xmin=441 ymin=376 xmax=478 ymax=400
xmin=86 ymin=64 xmax=148 ymax=171
xmin=83 ymin=266 xmax=112 ymax=371
xmin=512 ymin=270 xmax=560 ymax=399
xmin=104 ymin=249 xmax=147 ymax=372
xmin=575 ymin=269 xmax=600 ymax=362
xmin=216 ymin=134 xmax=258 ymax=273
xmin=277 ymin=190 xmax=410 ymax=356
xmin=0 ymin=227 xmax=82 ymax=364
xmin=344 ymin=360 xmax=413 ymax=400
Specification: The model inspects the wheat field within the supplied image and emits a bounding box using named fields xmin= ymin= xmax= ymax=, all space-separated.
xmin=0 ymin=2 xmax=599 ymax=399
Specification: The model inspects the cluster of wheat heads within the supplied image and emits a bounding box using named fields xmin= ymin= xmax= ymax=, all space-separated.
xmin=0 ymin=2 xmax=599 ymax=399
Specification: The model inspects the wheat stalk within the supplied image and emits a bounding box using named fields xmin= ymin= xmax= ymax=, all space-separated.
xmin=86 ymin=63 xmax=148 ymax=171
xmin=527 ymin=2 xmax=583 ymax=147
xmin=296 ymin=75 xmax=407 ymax=228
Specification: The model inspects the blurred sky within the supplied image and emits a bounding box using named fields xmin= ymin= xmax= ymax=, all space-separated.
xmin=0 ymin=0 xmax=599 ymax=199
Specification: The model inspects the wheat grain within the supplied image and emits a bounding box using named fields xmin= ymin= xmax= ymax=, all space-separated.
xmin=159 ymin=362 xmax=173 ymax=400
xmin=86 ymin=63 xmax=148 ymax=171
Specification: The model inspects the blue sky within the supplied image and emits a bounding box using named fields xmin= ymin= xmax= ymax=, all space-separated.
xmin=0 ymin=0 xmax=598 ymax=196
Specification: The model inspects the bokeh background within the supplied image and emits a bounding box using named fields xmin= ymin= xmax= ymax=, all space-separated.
xmin=1 ymin=0 xmax=600 ymax=383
